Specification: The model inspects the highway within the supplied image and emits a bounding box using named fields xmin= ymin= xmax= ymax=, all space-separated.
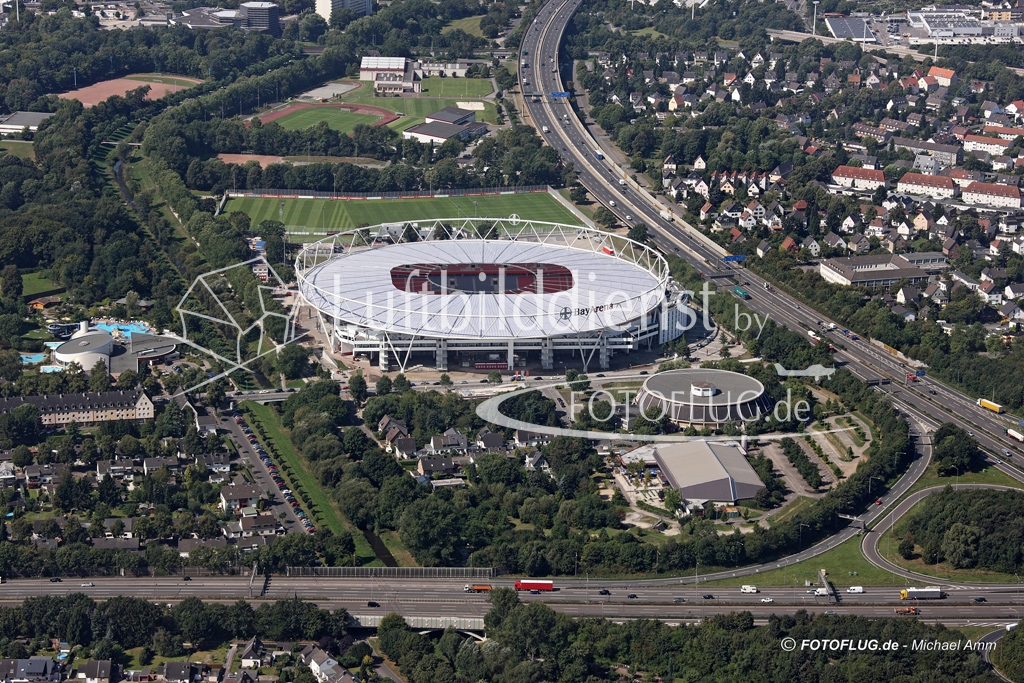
xmin=7 ymin=575 xmax=1024 ymax=625
xmin=520 ymin=0 xmax=1024 ymax=478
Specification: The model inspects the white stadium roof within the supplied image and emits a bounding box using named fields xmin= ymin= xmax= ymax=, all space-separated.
xmin=298 ymin=234 xmax=666 ymax=340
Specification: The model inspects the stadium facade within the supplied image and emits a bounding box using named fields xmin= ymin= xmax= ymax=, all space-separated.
xmin=295 ymin=219 xmax=690 ymax=372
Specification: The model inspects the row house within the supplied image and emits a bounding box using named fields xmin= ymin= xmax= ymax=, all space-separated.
xmin=831 ymin=166 xmax=886 ymax=191
xmin=897 ymin=173 xmax=958 ymax=199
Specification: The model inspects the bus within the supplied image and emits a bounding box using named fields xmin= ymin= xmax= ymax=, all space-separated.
xmin=593 ymin=149 xmax=604 ymax=160
xmin=733 ymin=286 xmax=750 ymax=300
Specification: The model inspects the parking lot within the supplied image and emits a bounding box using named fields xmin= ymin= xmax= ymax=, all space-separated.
xmin=220 ymin=413 xmax=309 ymax=535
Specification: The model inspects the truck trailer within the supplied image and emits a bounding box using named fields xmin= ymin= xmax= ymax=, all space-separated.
xmin=1007 ymin=429 xmax=1024 ymax=443
xmin=978 ymin=398 xmax=1005 ymax=414
xmin=900 ymin=587 xmax=945 ymax=600
xmin=514 ymin=580 xmax=554 ymax=591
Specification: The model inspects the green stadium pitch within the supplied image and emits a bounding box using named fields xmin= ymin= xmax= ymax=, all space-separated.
xmin=224 ymin=192 xmax=583 ymax=238
xmin=272 ymin=108 xmax=381 ymax=133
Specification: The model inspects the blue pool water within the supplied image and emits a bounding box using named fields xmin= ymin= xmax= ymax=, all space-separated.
xmin=20 ymin=353 xmax=45 ymax=364
xmin=95 ymin=321 xmax=150 ymax=337
xmin=43 ymin=341 xmax=63 ymax=349
xmin=40 ymin=366 xmax=63 ymax=373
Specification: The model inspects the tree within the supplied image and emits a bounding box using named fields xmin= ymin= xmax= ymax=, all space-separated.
xmin=898 ymin=535 xmax=915 ymax=560
xmin=392 ymin=373 xmax=410 ymax=393
xmin=348 ymin=372 xmax=367 ymax=403
xmin=487 ymin=370 xmax=503 ymax=384
xmin=663 ymin=487 xmax=681 ymax=511
xmin=173 ymin=597 xmax=211 ymax=644
xmin=0 ymin=348 xmax=21 ymax=382
xmin=0 ymin=265 xmax=20 ymax=300
xmin=627 ymin=222 xmax=649 ymax=243
xmin=118 ymin=434 xmax=141 ymax=458
xmin=375 ymin=375 xmax=392 ymax=396
xmin=594 ymin=207 xmax=617 ymax=227
xmin=872 ymin=184 xmax=888 ymax=206
xmin=439 ymin=374 xmax=452 ymax=387
xmin=484 ymin=588 xmax=521 ymax=631
xmin=88 ymin=360 xmax=111 ymax=392
xmin=941 ymin=522 xmax=981 ymax=569
xmin=277 ymin=344 xmax=310 ymax=380
xmin=11 ymin=445 xmax=32 ymax=468
xmin=569 ymin=185 xmax=588 ymax=204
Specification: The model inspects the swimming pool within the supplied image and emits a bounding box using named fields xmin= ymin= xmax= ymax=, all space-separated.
xmin=43 ymin=341 xmax=63 ymax=349
xmin=40 ymin=365 xmax=63 ymax=373
xmin=95 ymin=321 xmax=150 ymax=337
xmin=20 ymin=353 xmax=45 ymax=364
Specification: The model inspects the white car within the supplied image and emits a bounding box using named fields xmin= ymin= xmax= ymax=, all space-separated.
xmin=761 ymin=597 xmax=773 ymax=603
xmin=81 ymin=582 xmax=94 ymax=587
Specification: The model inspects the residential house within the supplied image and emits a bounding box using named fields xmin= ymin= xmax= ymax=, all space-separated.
xmin=417 ymin=456 xmax=457 ymax=477
xmin=802 ymin=237 xmax=820 ymax=257
xmin=219 ymin=478 xmax=262 ymax=513
xmin=239 ymin=638 xmax=265 ymax=669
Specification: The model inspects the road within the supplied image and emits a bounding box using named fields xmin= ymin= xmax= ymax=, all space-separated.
xmin=9 ymin=575 xmax=1024 ymax=624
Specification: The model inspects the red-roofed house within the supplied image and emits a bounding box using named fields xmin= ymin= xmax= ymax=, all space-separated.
xmin=963 ymin=182 xmax=1022 ymax=209
xmin=897 ymin=173 xmax=958 ymax=199
xmin=781 ymin=236 xmax=799 ymax=254
xmin=964 ymin=135 xmax=1013 ymax=155
xmin=927 ymin=66 xmax=958 ymax=87
xmin=832 ymin=165 xmax=887 ymax=190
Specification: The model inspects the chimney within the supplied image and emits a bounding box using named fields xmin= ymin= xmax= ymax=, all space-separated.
xmin=79 ymin=321 xmax=89 ymax=335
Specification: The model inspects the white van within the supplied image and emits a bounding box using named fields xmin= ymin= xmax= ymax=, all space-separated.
xmin=542 ymin=126 xmax=549 ymax=133
xmin=813 ymin=587 xmax=829 ymax=596
xmin=741 ymin=585 xmax=758 ymax=594
xmin=609 ymin=200 xmax=616 ymax=207
xmin=847 ymin=586 xmax=864 ymax=594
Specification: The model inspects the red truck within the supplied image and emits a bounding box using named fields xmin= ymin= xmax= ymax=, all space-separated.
xmin=514 ymin=580 xmax=554 ymax=591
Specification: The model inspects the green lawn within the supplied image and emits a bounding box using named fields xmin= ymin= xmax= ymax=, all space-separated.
xmin=0 ymin=140 xmax=34 ymax=160
xmin=631 ymin=27 xmax=670 ymax=39
xmin=274 ymin=107 xmax=381 ymax=133
xmin=20 ymin=272 xmax=62 ymax=297
xmin=241 ymin=401 xmax=381 ymax=565
xmin=339 ymin=82 xmax=499 ymax=124
xmin=225 ymin=192 xmax=583 ymax=233
xmin=419 ymin=76 xmax=493 ymax=99
xmin=442 ymin=14 xmax=486 ymax=37
xmin=704 ymin=536 xmax=920 ymax=589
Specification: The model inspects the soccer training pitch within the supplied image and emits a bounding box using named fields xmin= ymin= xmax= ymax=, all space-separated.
xmin=225 ymin=192 xmax=583 ymax=237
xmin=273 ymin=108 xmax=381 ymax=132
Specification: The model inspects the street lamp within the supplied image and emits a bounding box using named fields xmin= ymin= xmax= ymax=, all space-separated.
xmin=869 ymin=475 xmax=885 ymax=499
xmin=953 ymin=465 xmax=959 ymax=490
xmin=799 ymin=523 xmax=810 ymax=548
xmin=812 ymin=1 xmax=820 ymax=35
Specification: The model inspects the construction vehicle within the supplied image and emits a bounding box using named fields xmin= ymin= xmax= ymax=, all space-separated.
xmin=894 ymin=607 xmax=918 ymax=615
xmin=978 ymin=398 xmax=1005 ymax=414
xmin=464 ymin=585 xmax=493 ymax=593
xmin=900 ymin=587 xmax=944 ymax=600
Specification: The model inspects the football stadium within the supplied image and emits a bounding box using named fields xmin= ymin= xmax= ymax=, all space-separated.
xmin=295 ymin=218 xmax=689 ymax=372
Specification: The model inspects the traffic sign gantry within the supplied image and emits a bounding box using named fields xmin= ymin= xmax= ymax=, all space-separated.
xmin=724 ymin=255 xmax=746 ymax=262
xmin=551 ymin=91 xmax=571 ymax=98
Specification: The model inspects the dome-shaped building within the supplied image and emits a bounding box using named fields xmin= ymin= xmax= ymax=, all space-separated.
xmin=634 ymin=368 xmax=773 ymax=427
xmin=53 ymin=322 xmax=113 ymax=372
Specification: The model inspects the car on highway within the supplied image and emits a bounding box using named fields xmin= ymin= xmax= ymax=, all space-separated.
xmin=599 ymin=589 xmax=610 ymax=595
xmin=367 ymin=601 xmax=379 ymax=607
xmin=182 ymin=576 xmax=191 ymax=581
xmin=49 ymin=577 xmax=61 ymax=582
xmin=824 ymin=610 xmax=837 ymax=615
xmin=761 ymin=597 xmax=773 ymax=603
xmin=673 ymin=597 xmax=685 ymax=603
xmin=968 ymin=431 xmax=974 ymax=437
xmin=702 ymin=594 xmax=714 ymax=599
xmin=1005 ymin=450 xmax=1013 ymax=457
xmin=529 ymin=589 xmax=541 ymax=594
xmin=974 ymin=597 xmax=987 ymax=602
xmin=81 ymin=582 xmax=94 ymax=587
xmin=627 ymin=594 xmax=637 ymax=599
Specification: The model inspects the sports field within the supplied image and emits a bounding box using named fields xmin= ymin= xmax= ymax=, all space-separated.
xmin=419 ymin=76 xmax=493 ymax=99
xmin=339 ymin=82 xmax=499 ymax=124
xmin=274 ymin=108 xmax=381 ymax=132
xmin=225 ymin=192 xmax=582 ymax=236
xmin=441 ymin=14 xmax=486 ymax=37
